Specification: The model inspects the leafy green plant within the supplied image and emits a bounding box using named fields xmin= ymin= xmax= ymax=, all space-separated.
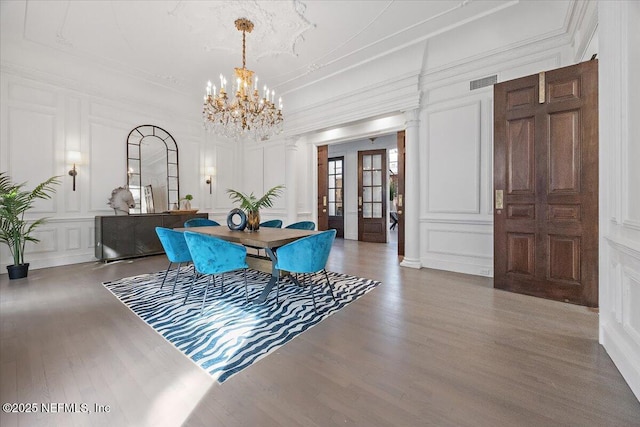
xmin=180 ymin=194 xmax=193 ymax=202
xmin=0 ymin=172 xmax=60 ymax=266
xmin=226 ymin=185 xmax=284 ymax=213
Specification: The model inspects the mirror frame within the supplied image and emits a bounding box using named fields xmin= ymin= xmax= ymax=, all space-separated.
xmin=126 ymin=125 xmax=179 ymax=212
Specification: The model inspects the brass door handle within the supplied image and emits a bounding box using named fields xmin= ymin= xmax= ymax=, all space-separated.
xmin=495 ymin=190 xmax=504 ymax=209
xmin=323 ymin=196 xmax=327 ymax=207
xmin=397 ymin=210 xmax=402 ymax=215
xmin=398 ymin=194 xmax=403 ymax=207
xmin=358 ymin=196 xmax=362 ymax=206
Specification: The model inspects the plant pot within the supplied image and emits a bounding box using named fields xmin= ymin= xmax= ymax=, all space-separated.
xmin=247 ymin=210 xmax=260 ymax=232
xmin=7 ymin=263 xmax=29 ymax=279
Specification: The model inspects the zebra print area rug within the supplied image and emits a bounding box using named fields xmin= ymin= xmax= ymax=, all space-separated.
xmin=103 ymin=267 xmax=380 ymax=383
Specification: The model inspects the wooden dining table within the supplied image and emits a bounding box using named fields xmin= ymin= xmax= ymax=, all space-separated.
xmin=174 ymin=226 xmax=318 ymax=303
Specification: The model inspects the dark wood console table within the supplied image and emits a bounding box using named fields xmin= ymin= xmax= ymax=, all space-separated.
xmin=95 ymin=212 xmax=208 ymax=261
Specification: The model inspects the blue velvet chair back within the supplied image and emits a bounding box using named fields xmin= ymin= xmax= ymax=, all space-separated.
xmin=260 ymin=219 xmax=283 ymax=228
xmin=275 ymin=229 xmax=336 ymax=274
xmin=184 ymin=218 xmax=220 ymax=227
xmin=155 ymin=227 xmax=192 ymax=263
xmin=184 ymin=231 xmax=248 ymax=275
xmin=285 ymin=221 xmax=316 ymax=230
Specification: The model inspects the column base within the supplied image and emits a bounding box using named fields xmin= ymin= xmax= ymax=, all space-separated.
xmin=400 ymin=258 xmax=422 ymax=269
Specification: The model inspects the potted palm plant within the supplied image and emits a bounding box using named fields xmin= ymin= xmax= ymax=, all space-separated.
xmin=0 ymin=172 xmax=60 ymax=279
xmin=226 ymin=185 xmax=284 ymax=232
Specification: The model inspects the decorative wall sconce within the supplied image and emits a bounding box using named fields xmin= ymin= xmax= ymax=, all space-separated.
xmin=205 ymin=167 xmax=215 ymax=194
xmin=67 ymin=151 xmax=81 ymax=191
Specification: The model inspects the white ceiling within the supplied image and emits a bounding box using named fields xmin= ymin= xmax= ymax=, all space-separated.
xmin=1 ymin=0 xmax=574 ymax=99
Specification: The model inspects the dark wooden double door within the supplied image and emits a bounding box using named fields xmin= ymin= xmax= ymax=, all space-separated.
xmin=494 ymin=60 xmax=598 ymax=307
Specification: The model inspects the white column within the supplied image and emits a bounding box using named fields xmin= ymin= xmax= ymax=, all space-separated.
xmin=285 ymin=137 xmax=298 ymax=226
xmin=400 ymin=109 xmax=421 ymax=269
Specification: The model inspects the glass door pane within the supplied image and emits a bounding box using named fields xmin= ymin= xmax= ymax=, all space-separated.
xmin=362 ymin=153 xmax=383 ymax=219
xmin=328 ymin=158 xmax=343 ymax=218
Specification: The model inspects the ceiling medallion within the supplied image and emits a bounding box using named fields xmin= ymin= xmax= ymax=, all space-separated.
xmin=202 ymin=18 xmax=283 ymax=141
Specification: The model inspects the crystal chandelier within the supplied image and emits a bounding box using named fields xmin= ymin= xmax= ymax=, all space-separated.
xmin=203 ymin=18 xmax=283 ymax=141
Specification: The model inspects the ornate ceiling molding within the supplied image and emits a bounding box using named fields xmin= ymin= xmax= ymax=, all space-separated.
xmin=171 ymin=0 xmax=314 ymax=61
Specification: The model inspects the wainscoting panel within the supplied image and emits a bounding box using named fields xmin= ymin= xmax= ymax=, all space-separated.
xmin=65 ymin=227 xmax=82 ymax=251
xmin=427 ymin=229 xmax=492 ymax=259
xmin=624 ymin=267 xmax=640 ymax=344
xmin=25 ymin=228 xmax=57 ymax=254
xmin=421 ymin=220 xmax=494 ymax=277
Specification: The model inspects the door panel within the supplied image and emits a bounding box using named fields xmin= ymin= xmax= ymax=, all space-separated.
xmin=328 ymin=157 xmax=344 ymax=237
xmin=317 ymin=145 xmax=329 ymax=231
xmin=507 ymin=118 xmax=535 ymax=194
xmin=494 ymin=60 xmax=598 ymax=307
xmin=358 ymin=149 xmax=387 ymax=243
xmin=396 ymin=131 xmax=405 ymax=257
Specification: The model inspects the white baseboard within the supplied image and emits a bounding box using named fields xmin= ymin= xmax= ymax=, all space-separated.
xmin=421 ymin=256 xmax=493 ymax=278
xmin=600 ymin=323 xmax=640 ymax=402
xmin=1 ymin=254 xmax=98 ymax=273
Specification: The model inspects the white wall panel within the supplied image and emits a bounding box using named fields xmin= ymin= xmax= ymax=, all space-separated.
xmin=427 ymin=102 xmax=480 ymax=213
xmin=214 ymin=144 xmax=236 ymax=210
xmin=7 ymin=107 xmax=57 ymax=213
xmin=177 ymin=139 xmax=201 ymax=208
xmin=625 ymin=0 xmax=640 ymax=228
xmin=64 ymin=95 xmax=83 ymax=212
xmin=263 ymin=143 xmax=286 ymax=210
xmin=88 ymin=121 xmax=127 ymax=212
xmin=244 ymin=147 xmax=264 ymax=198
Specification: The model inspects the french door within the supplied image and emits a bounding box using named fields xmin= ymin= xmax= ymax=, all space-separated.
xmin=396 ymin=131 xmax=406 ymax=256
xmin=327 ymin=157 xmax=345 ymax=237
xmin=317 ymin=145 xmax=329 ymax=231
xmin=358 ymin=149 xmax=387 ymax=243
xmin=493 ymin=60 xmax=598 ymax=307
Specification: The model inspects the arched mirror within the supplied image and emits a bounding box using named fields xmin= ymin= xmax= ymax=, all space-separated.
xmin=126 ymin=125 xmax=179 ymax=213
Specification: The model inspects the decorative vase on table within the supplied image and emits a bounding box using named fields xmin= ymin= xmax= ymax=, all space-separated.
xmin=226 ymin=185 xmax=284 ymax=234
xmin=247 ymin=210 xmax=260 ymax=232
xmin=183 ymin=200 xmax=191 ymax=210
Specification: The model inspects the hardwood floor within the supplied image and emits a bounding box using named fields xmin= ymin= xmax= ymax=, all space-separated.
xmin=1 ymin=238 xmax=639 ymax=426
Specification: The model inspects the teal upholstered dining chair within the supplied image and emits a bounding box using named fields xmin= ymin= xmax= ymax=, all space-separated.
xmin=285 ymin=221 xmax=315 ymax=230
xmin=183 ymin=231 xmax=249 ymax=313
xmin=184 ymin=218 xmax=220 ymax=227
xmin=274 ymin=229 xmax=337 ymax=311
xmin=155 ymin=227 xmax=194 ymax=295
xmin=260 ymin=219 xmax=283 ymax=228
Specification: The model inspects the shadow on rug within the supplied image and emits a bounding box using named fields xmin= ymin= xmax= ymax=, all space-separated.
xmin=103 ymin=268 xmax=381 ymax=382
